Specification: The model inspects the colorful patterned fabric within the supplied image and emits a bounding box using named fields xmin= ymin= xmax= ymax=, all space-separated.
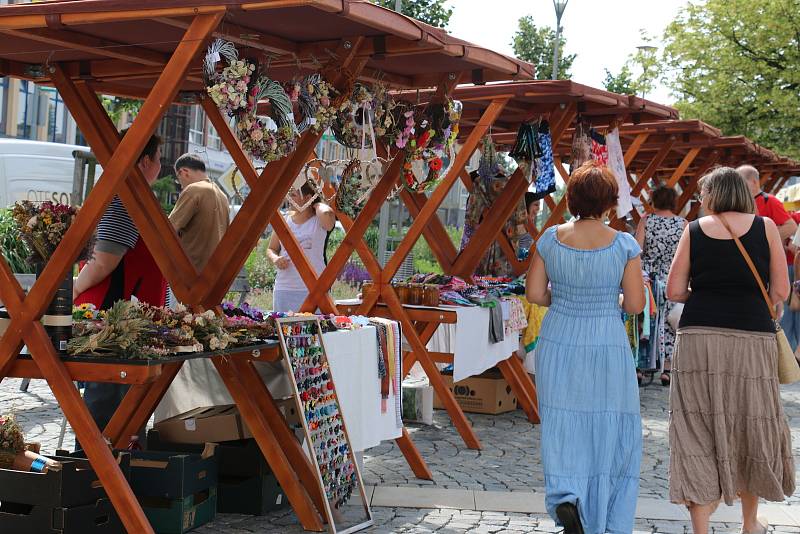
xmin=534 ymin=121 xmax=556 ymax=197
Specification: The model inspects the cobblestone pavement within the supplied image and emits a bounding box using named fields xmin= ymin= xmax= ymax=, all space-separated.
xmin=3 ymin=377 xmax=800 ymax=533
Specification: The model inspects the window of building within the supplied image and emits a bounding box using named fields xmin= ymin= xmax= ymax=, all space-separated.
xmin=0 ymin=77 xmax=8 ymax=135
xmin=189 ymin=106 xmax=205 ymax=146
xmin=43 ymin=87 xmax=66 ymax=143
xmin=17 ymin=80 xmax=35 ymax=139
xmin=207 ymin=120 xmax=222 ymax=151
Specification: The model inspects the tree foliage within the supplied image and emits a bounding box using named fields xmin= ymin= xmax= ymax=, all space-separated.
xmin=662 ymin=0 xmax=800 ymax=158
xmin=603 ymin=65 xmax=637 ymax=95
xmin=603 ymin=32 xmax=659 ymax=96
xmin=102 ymin=96 xmax=142 ymax=125
xmin=511 ymin=16 xmax=575 ymax=80
xmin=373 ymin=0 xmax=453 ymax=28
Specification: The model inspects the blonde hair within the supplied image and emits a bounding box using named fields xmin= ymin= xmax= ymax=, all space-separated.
xmin=700 ymin=166 xmax=755 ymax=214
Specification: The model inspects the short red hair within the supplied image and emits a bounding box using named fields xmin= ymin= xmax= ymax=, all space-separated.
xmin=566 ymin=161 xmax=618 ymax=219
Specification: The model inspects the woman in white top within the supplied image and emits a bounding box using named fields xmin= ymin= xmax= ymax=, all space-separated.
xmin=267 ymin=182 xmax=335 ymax=312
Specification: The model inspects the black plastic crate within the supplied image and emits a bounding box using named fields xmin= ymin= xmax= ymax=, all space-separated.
xmin=147 ymin=431 xmax=269 ymax=478
xmin=0 ymin=497 xmax=124 ymax=534
xmin=0 ymin=453 xmax=131 ymax=509
xmin=128 ymin=447 xmax=218 ymax=501
xmin=217 ymin=473 xmax=287 ymax=516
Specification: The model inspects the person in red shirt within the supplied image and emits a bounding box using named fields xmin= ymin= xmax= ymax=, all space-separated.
xmin=739 ymin=164 xmax=799 ymax=351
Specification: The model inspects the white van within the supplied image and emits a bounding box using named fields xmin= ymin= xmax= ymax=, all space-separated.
xmin=0 ymin=138 xmax=97 ymax=208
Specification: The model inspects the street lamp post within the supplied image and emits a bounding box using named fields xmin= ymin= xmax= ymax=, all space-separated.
xmin=551 ymin=0 xmax=569 ymax=80
xmin=636 ymin=44 xmax=658 ymax=99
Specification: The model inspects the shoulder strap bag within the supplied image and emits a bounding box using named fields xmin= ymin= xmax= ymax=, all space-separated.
xmin=718 ymin=215 xmax=800 ymax=384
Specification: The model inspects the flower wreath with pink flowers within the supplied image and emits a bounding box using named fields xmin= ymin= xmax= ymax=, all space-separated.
xmin=204 ymin=39 xmax=298 ymax=162
xmin=400 ymin=99 xmax=462 ymax=193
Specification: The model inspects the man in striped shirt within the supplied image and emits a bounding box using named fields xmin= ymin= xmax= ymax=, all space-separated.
xmin=73 ymin=132 xmax=166 ymax=449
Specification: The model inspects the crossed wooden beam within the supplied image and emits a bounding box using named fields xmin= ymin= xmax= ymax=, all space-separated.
xmin=0 ymin=20 xmax=440 ymax=532
xmin=273 ymin=91 xmax=546 ymax=452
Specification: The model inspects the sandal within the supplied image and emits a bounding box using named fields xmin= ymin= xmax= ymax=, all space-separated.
xmin=660 ymin=370 xmax=671 ymax=387
xmin=740 ymin=518 xmax=769 ymax=534
xmin=556 ymin=502 xmax=584 ymax=534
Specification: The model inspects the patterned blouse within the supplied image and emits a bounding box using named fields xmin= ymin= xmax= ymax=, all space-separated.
xmin=642 ymin=214 xmax=686 ymax=278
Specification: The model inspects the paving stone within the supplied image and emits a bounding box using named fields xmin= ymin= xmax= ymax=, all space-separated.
xmin=4 ymin=377 xmax=800 ymax=533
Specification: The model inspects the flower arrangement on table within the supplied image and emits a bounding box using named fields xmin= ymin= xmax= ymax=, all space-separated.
xmin=401 ymin=99 xmax=462 ymax=193
xmin=0 ymin=414 xmax=25 ymax=465
xmin=0 ymin=413 xmax=60 ymax=473
xmin=67 ymin=301 xmax=254 ymax=359
xmin=11 ymin=200 xmax=94 ymax=266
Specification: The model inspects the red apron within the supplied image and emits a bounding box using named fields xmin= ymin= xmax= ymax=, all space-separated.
xmin=75 ymin=238 xmax=167 ymax=309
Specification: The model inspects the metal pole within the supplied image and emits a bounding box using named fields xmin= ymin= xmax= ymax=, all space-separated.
xmin=551 ymin=23 xmax=561 ymax=80
xmin=395 ymin=0 xmax=402 ymax=13
xmin=551 ymin=1 xmax=568 ymax=80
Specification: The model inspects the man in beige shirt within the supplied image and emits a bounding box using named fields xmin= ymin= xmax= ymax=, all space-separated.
xmin=170 ymin=153 xmax=230 ymax=271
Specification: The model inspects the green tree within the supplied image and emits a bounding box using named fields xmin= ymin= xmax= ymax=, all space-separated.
xmin=662 ymin=0 xmax=800 ymax=158
xmin=603 ymin=32 xmax=660 ymax=96
xmin=603 ymin=65 xmax=637 ymax=95
xmin=511 ymin=15 xmax=575 ymax=80
xmin=373 ymin=0 xmax=453 ymax=29
xmin=101 ymin=96 xmax=142 ymax=125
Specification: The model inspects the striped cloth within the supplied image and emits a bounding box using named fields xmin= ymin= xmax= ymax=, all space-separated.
xmin=96 ymin=196 xmax=138 ymax=249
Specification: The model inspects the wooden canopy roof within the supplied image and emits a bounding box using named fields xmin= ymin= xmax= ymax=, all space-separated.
xmin=399 ymin=80 xmax=678 ymax=140
xmin=0 ymin=0 xmax=534 ymax=99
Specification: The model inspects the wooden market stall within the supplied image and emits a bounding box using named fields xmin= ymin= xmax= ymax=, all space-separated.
xmin=608 ymin=121 xmax=793 ymax=221
xmin=296 ymin=80 xmax=678 ymax=451
xmin=0 ymin=1 xmax=535 ymax=532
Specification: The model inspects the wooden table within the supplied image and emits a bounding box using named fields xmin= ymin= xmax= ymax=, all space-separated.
xmin=338 ymin=302 xmax=540 ymax=444
xmin=6 ymin=344 xmax=339 ymax=532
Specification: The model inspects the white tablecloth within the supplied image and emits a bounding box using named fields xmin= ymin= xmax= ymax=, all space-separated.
xmin=427 ymin=305 xmax=519 ymax=382
xmin=155 ymin=326 xmax=402 ymax=452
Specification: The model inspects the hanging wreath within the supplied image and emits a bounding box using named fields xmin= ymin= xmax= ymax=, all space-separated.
xmin=237 ymin=116 xmax=297 ymax=163
xmin=401 ymin=99 xmax=462 ymax=193
xmin=331 ymin=84 xmax=376 ymax=148
xmin=206 ymin=58 xmax=255 ymax=117
xmin=288 ymin=74 xmax=340 ymax=133
xmin=204 ymin=39 xmax=299 ymax=162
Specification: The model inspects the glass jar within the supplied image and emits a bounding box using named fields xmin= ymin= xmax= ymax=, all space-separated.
xmin=362 ymin=281 xmax=375 ymax=302
xmin=395 ymin=283 xmax=410 ymax=304
xmin=423 ymin=284 xmax=440 ymax=307
xmin=409 ymin=283 xmax=424 ymax=306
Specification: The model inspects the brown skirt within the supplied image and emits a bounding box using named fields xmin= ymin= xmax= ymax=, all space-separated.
xmin=669 ymin=327 xmax=795 ymax=506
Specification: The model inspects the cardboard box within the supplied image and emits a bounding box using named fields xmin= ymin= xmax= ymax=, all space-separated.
xmin=153 ymin=399 xmax=301 ymax=445
xmin=139 ymin=488 xmax=216 ymax=534
xmin=433 ymin=368 xmax=517 ymax=415
xmin=154 ymin=406 xmax=252 ymax=444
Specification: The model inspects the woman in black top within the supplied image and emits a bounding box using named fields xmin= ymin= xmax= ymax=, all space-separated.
xmin=666 ymin=167 xmax=794 ymax=534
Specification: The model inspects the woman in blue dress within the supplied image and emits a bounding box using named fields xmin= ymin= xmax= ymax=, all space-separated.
xmin=526 ymin=161 xmax=646 ymax=533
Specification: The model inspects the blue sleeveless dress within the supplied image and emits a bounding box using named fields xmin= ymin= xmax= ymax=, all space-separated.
xmin=535 ymin=226 xmax=642 ymax=534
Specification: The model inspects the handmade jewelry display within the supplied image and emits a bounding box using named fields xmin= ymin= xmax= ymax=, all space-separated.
xmin=276 ymin=317 xmax=372 ymax=534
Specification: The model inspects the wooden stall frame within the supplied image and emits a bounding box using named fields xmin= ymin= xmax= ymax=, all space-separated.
xmin=288 ymin=95 xmax=544 ymax=450
xmin=0 ymin=1 xmax=538 ymax=528
xmin=0 ymin=13 xmax=224 ymax=534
